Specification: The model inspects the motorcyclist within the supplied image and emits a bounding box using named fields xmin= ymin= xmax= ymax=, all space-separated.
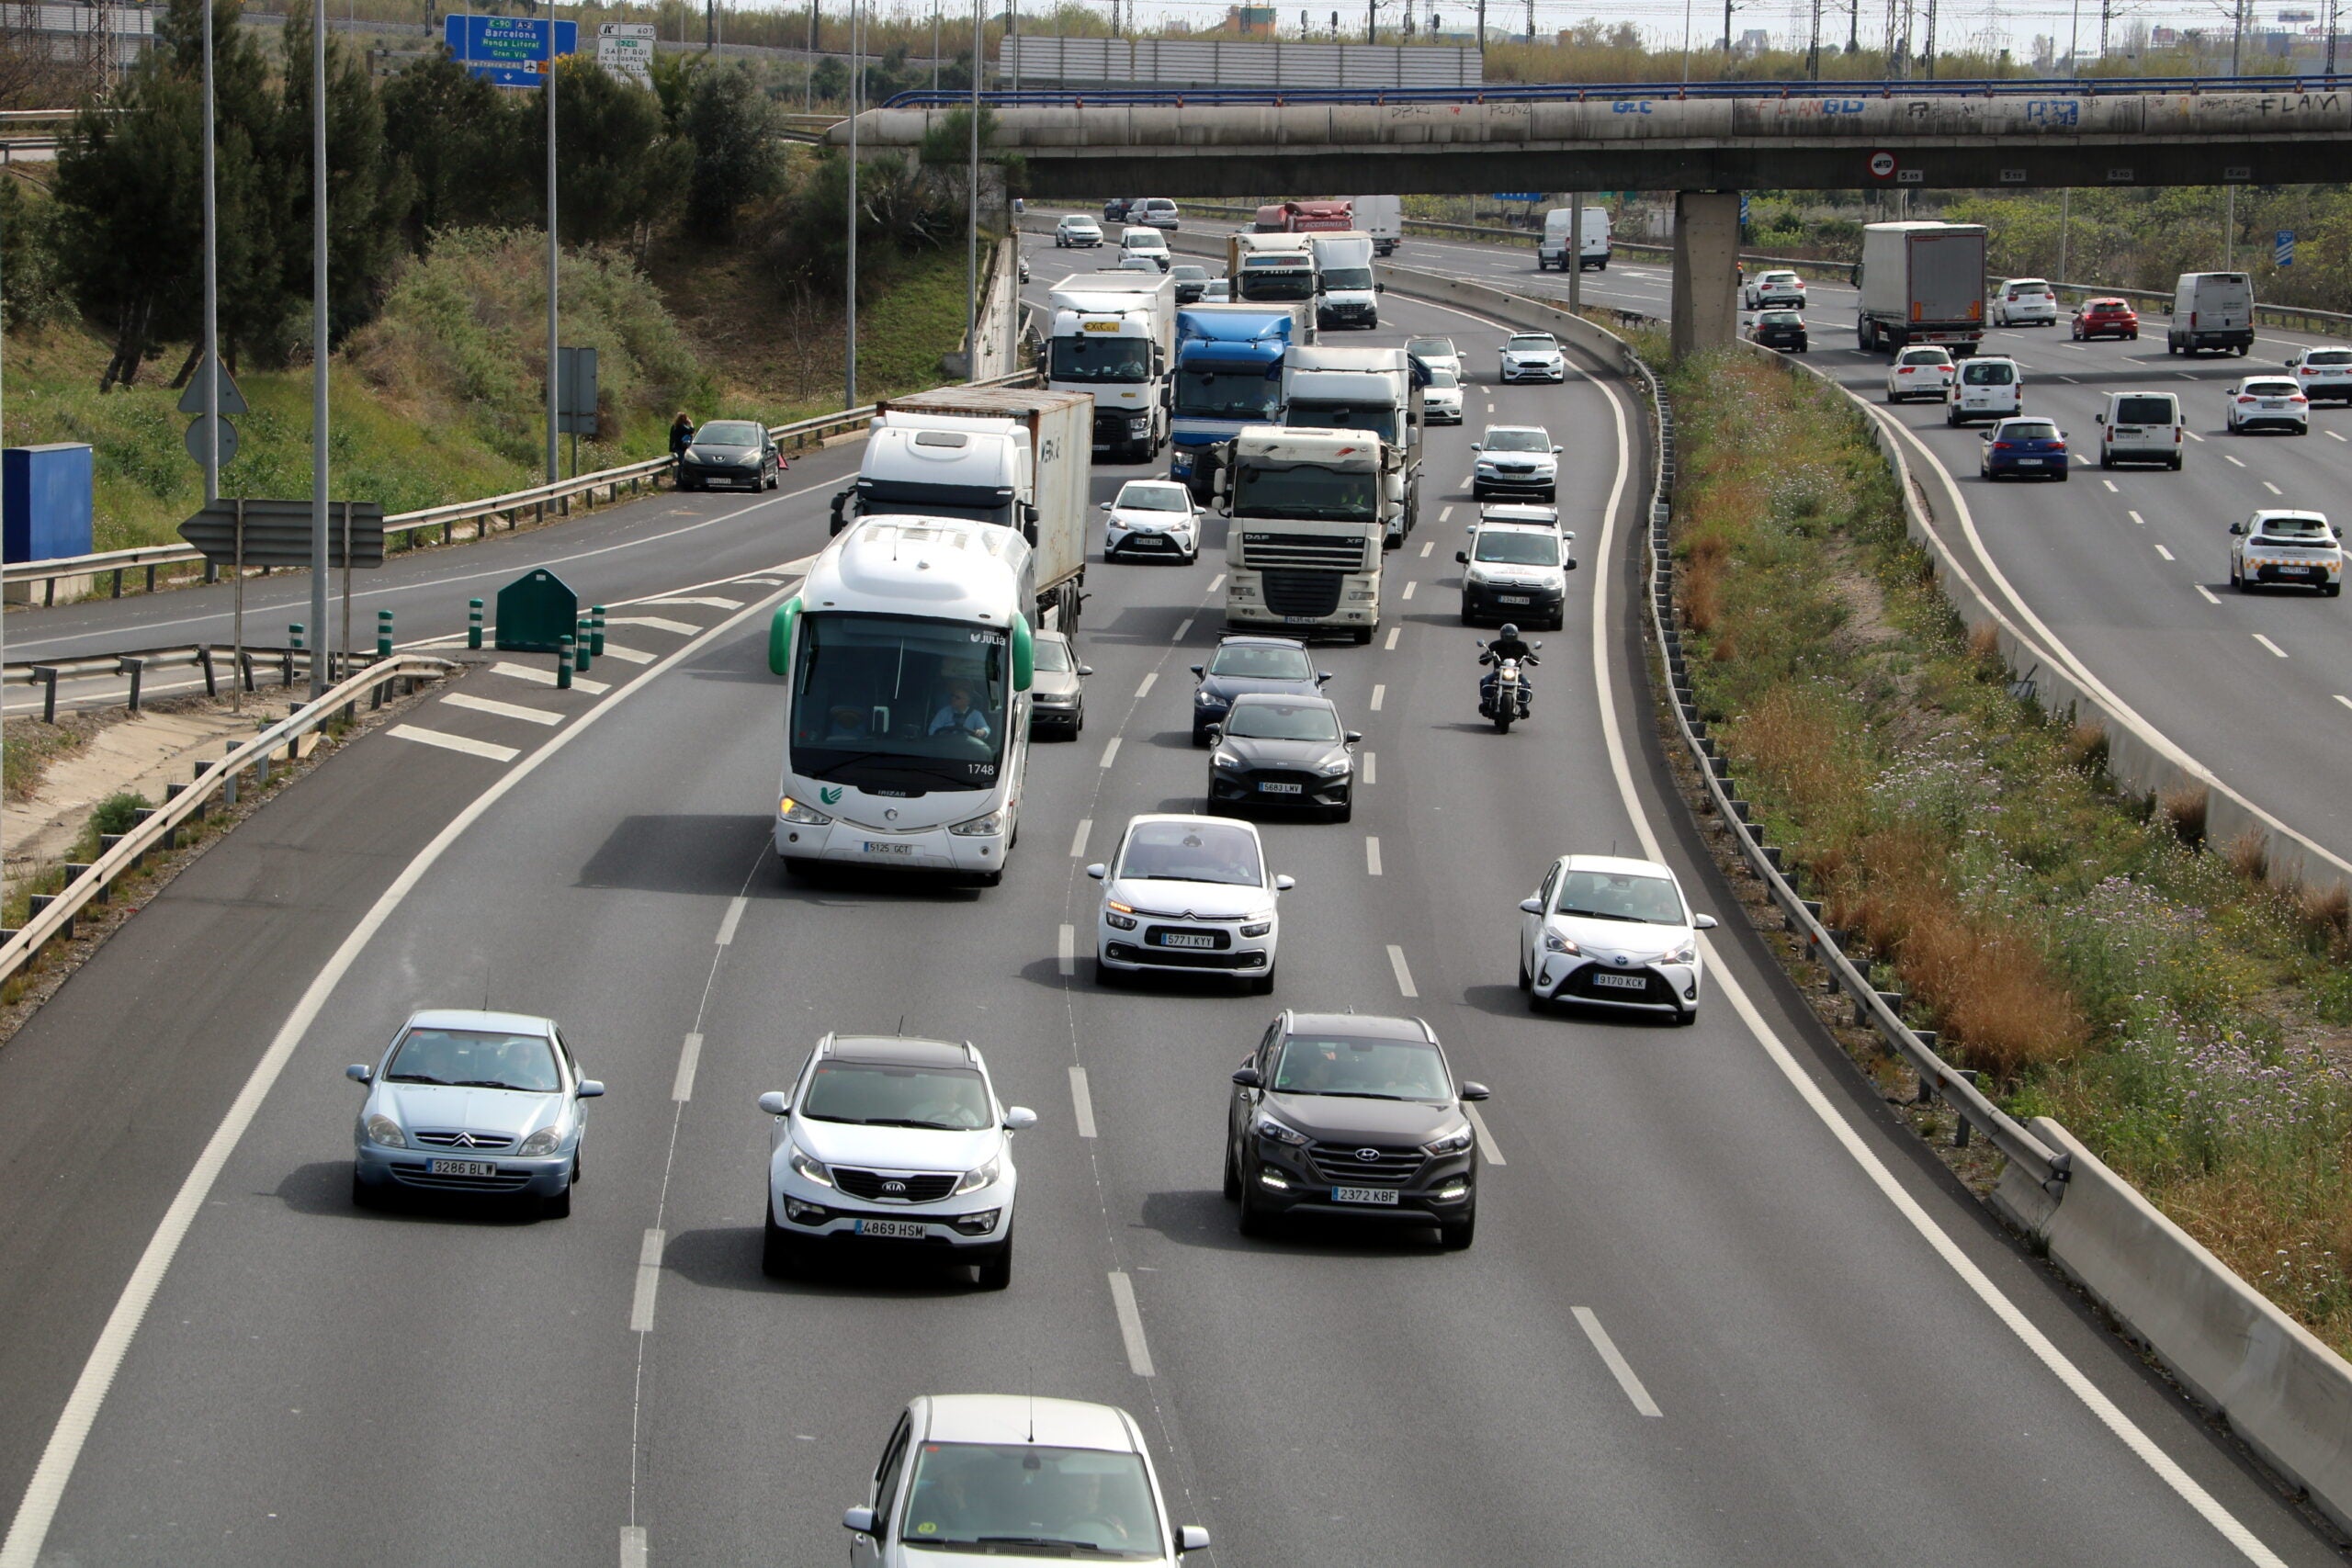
xmin=1479 ymin=624 xmax=1538 ymax=717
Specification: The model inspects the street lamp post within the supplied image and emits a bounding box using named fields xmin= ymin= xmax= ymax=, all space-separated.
xmin=309 ymin=0 xmax=328 ymax=697
xmin=846 ymin=0 xmax=859 ymax=409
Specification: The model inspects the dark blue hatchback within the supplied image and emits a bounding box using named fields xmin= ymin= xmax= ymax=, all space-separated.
xmin=1979 ymin=417 xmax=2070 ymax=481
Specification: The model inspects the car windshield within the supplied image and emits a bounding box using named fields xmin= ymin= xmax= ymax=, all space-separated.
xmin=1322 ymin=265 xmax=1374 ymax=289
xmin=2256 ymin=515 xmax=2332 ymax=539
xmin=1272 ymin=1033 xmax=1452 ymax=1100
xmin=1171 ymin=265 xmax=1207 ymax=280
xmin=1475 ymin=531 xmax=1560 ymax=565
xmin=1762 ymin=272 xmax=1798 ymax=285
xmin=1427 ymin=367 xmax=1460 ymax=389
xmin=1175 ymin=367 xmax=1282 ymax=420
xmin=800 ymin=1061 xmax=991 ymax=1130
xmin=2114 ymin=396 xmax=2176 ymax=423
xmin=1117 ymin=820 xmax=1263 ymax=886
xmin=1485 ymin=429 xmax=1550 ymax=453
xmin=789 ymin=610 xmax=1010 ymax=794
xmin=1117 ymin=484 xmax=1188 ymax=512
xmin=695 ymin=421 xmax=763 ymax=446
xmin=386 ymin=1027 xmax=561 ymax=1093
xmin=1285 ymin=401 xmax=1397 ymax=443
xmin=1226 ymin=702 xmax=1340 ymax=741
xmin=1051 ymin=336 xmax=1152 ymax=385
xmin=2087 ymin=299 xmax=2128 ymax=310
xmin=1208 ymin=643 xmax=1312 ymax=680
xmin=1555 ymin=869 xmax=1686 ymax=924
xmin=1963 ymin=362 xmax=2016 ymax=385
xmin=2001 ymin=422 xmax=2059 ymax=441
xmin=1033 ymin=639 xmax=1074 ymax=673
xmin=1407 ymin=337 xmax=1455 ymax=358
xmin=899 ymin=1442 xmax=1163 ymax=1559
xmin=2310 ymin=350 xmax=2352 ymax=367
xmin=1506 ymin=335 xmax=1556 ymax=353
xmin=1230 ymin=460 xmax=1377 ymax=522
xmin=1900 ymin=349 xmax=1951 ymax=366
xmin=2245 ymin=380 xmax=2299 ymax=396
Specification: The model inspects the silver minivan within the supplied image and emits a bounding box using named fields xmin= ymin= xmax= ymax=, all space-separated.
xmin=2095 ymin=390 xmax=2185 ymax=470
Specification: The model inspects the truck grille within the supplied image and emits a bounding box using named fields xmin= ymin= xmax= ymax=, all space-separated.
xmin=832 ymin=1169 xmax=959 ymax=1203
xmin=1261 ymin=571 xmax=1345 ymax=617
xmin=1306 ymin=1143 xmax=1423 ymax=1186
xmin=1238 ymin=533 xmax=1368 ymax=571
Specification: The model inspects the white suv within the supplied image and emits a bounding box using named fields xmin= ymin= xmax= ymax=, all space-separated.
xmin=1118 ymin=226 xmax=1171 ymax=271
xmin=1458 ymin=519 xmax=1574 ymax=628
xmin=1946 ymin=356 xmax=2022 ymax=425
xmin=1498 ymin=332 xmax=1566 ymax=383
xmin=1992 ymin=278 xmax=2058 ymax=326
xmin=2286 ymin=344 xmax=2352 ymax=405
xmin=1471 ymin=423 xmax=1560 ymax=501
xmin=759 ymin=1033 xmax=1035 ymax=1289
xmin=1745 ymin=269 xmax=1805 ymax=310
xmin=1091 ymin=814 xmax=1293 ymax=991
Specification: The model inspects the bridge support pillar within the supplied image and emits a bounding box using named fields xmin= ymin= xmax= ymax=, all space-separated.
xmin=1669 ymin=192 xmax=1740 ymax=362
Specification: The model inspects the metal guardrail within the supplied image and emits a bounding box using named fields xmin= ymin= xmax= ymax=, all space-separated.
xmin=0 ymin=651 xmax=454 ymax=990
xmin=2 ymin=368 xmax=1044 ymax=605
xmin=7 ymin=639 xmax=311 ymax=721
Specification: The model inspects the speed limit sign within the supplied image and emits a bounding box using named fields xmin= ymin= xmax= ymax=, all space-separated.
xmin=1869 ymin=150 xmax=1898 ymax=179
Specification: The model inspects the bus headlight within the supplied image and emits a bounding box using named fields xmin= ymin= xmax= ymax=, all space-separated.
xmin=949 ymin=807 xmax=1009 ymax=837
xmin=779 ymin=796 xmax=833 ymax=825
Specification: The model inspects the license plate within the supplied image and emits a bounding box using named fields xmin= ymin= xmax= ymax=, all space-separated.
xmin=864 ymin=841 xmax=913 ymax=856
xmin=854 ymin=1218 xmax=924 ymax=1239
xmin=2018 ymin=458 xmax=2043 ymax=467
xmin=1157 ymin=931 xmax=1217 ymax=948
xmin=427 ymin=1158 xmax=497 ymax=1178
xmin=1590 ymin=971 xmax=1648 ymax=990
xmin=1259 ymin=781 xmax=1303 ymax=795
xmin=1498 ymin=594 xmax=1532 ymax=605
xmin=2263 ymin=401 xmax=2285 ymax=410
xmin=2115 ymin=427 xmax=2142 ymax=437
xmin=1332 ymin=1186 xmax=1400 ymax=1205
xmin=2283 ymin=566 xmax=2316 ymax=576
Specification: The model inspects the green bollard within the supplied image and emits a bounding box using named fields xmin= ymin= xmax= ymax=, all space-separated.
xmin=468 ymin=598 xmax=484 ymax=650
xmin=377 ymin=609 xmax=393 ymax=660
xmin=289 ymin=623 xmax=305 ymax=652
xmin=573 ymin=617 xmax=592 ymax=673
xmin=557 ymin=636 xmax=574 ymax=690
xmin=590 ymin=605 xmax=605 ymax=659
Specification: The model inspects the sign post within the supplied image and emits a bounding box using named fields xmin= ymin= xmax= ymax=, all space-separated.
xmin=596 ymin=22 xmax=654 ymax=86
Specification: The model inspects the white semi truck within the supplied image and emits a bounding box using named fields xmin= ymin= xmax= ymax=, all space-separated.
xmin=1306 ymin=231 xmax=1382 ymax=330
xmin=1047 ymin=274 xmax=1177 ymax=463
xmin=1280 ymin=344 xmax=1423 ymax=549
xmin=1856 ymin=220 xmax=1988 ymax=356
xmin=1216 ymin=424 xmax=1391 ymax=644
xmin=1226 ymin=232 xmax=1320 ymax=310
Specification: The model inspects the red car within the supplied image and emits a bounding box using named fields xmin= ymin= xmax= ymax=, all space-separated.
xmin=2073 ymin=297 xmax=2140 ymax=342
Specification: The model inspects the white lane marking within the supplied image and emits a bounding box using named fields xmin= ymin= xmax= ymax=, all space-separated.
xmin=608 ymin=615 xmax=703 ymax=637
xmin=1385 ymin=944 xmax=1418 ymax=998
xmin=2182 ymin=428 xmax=2205 ymax=442
xmin=2129 ymin=510 xmax=2146 ymax=525
xmin=1362 ymin=751 xmax=1375 ymax=784
xmin=672 ymin=1032 xmax=705 ymax=1102
xmin=1057 ymin=923 xmax=1076 ymax=976
xmin=2177 ymin=372 xmax=2199 ymax=381
xmin=734 ymin=576 xmax=785 ymax=586
xmin=1136 ymin=671 xmax=1157 ymax=701
xmin=2063 ymin=376 xmax=2082 ymax=385
xmin=1069 ymin=1066 xmax=1098 ymax=1139
xmin=2196 ymin=584 xmax=2224 ymax=605
xmin=442 ymin=692 xmax=562 ymax=727
xmin=715 ymin=895 xmax=748 ymax=947
xmin=1419 ymin=540 xmax=1433 ymax=558
xmin=1206 ymin=572 xmax=1226 ymax=593
xmin=1464 ymin=1101 xmax=1505 ymax=1166
xmin=629 ymin=1229 xmax=666 ymax=1333
xmin=1439 ymin=504 xmax=1454 ymax=522
xmin=386 ymin=724 xmax=521 ymax=763
xmin=1581 ymin=371 xmax=2290 ymax=1568
xmin=1370 ymin=683 xmax=1386 ymax=711
xmin=595 ymin=642 xmax=656 ymax=666
xmin=639 ymin=595 xmax=742 ymax=609
xmin=2255 ymin=634 xmax=2290 ymax=659
xmin=1108 ymin=1271 xmax=1156 ymax=1376
xmin=491 ymin=661 xmax=610 ymax=694
xmin=2263 ymin=481 xmax=2284 ymax=496
xmin=2223 ymin=454 xmax=2247 ymax=468
xmin=621 ymin=1526 xmax=649 ymax=1568
xmin=1384 ymin=626 xmax=1401 ymax=651
xmin=1401 ymin=581 xmax=1417 ymax=601
xmin=2330 ymin=430 xmax=2348 ymax=442
xmin=2335 ymin=694 xmax=2352 ymax=711
xmin=1574 ymin=1307 xmax=1663 ymax=1418
xmin=1173 ymin=618 xmax=1193 ymax=641
xmin=2101 ymin=479 xmax=2119 ymax=492
xmin=2155 ymin=545 xmax=2176 ymax=561
xmin=1099 ymin=737 xmax=1121 ymax=770
xmin=1365 ymin=836 xmax=1383 ymax=876
xmin=0 ymin=581 xmax=798 ymax=1568
xmin=1070 ymin=818 xmax=1091 ymax=859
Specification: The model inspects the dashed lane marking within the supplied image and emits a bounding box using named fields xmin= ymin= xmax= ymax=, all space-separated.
xmin=2128 ymin=510 xmax=2146 ymax=525
xmin=2223 ymin=454 xmax=2246 ymax=468
xmin=628 ymin=1230 xmax=665 ymax=1333
xmin=2155 ymin=545 xmax=2176 ymax=561
xmin=1108 ymin=1271 xmax=1156 ymax=1376
xmin=1362 ymin=751 xmax=1375 ymax=784
xmin=1206 ymin=573 xmax=1226 ymax=593
xmin=1419 ymin=540 xmax=1433 ymax=558
xmin=1070 ymin=818 xmax=1091 ymax=858
xmin=1574 ymin=1307 xmax=1663 ymax=1418
xmin=1099 ymin=737 xmax=1121 ymax=769
xmin=1365 ymin=837 xmax=1383 ymax=876
xmin=1136 ymin=672 xmax=1157 ymax=701
xmin=2255 ymin=634 xmax=2290 ymax=659
xmin=2263 ymin=481 xmax=2283 ymax=495
xmin=491 ymin=662 xmax=610 ymax=695
xmin=671 ymin=1032 xmax=704 ymax=1102
xmin=2195 ymin=584 xmax=2224 ymax=605
xmin=1069 ymin=1066 xmax=1098 ymax=1138
xmin=1465 ymin=1102 xmax=1505 ymax=1165
xmin=1386 ymin=943 xmax=1418 ymax=998
xmin=387 ymin=725 xmax=521 ymax=763
xmin=1401 ymin=581 xmax=1417 ymax=601
xmin=716 ymin=895 xmax=747 ymax=947
xmin=1370 ymin=683 xmax=1386 ymax=711
xmin=622 ymin=1527 xmax=649 ymax=1568
xmin=442 ymin=693 xmax=562 ymax=727
xmin=1384 ymin=626 xmax=1401 ymax=651
xmin=1173 ymin=618 xmax=1193 ymax=642
xmin=1057 ymin=923 xmax=1076 ymax=976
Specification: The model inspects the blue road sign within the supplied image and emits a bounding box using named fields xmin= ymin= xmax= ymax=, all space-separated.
xmin=1490 ymin=193 xmax=1544 ymax=203
xmin=2276 ymin=230 xmax=2296 ymax=268
xmin=1739 ymin=193 xmax=1751 ymax=229
xmin=442 ymin=14 xmax=578 ymax=88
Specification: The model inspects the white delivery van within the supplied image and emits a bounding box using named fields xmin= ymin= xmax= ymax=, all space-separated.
xmin=1537 ymin=208 xmax=1611 ymax=271
xmin=1946 ymin=356 xmax=2022 ymax=425
xmin=2167 ymin=273 xmax=2254 ymax=356
xmin=2094 ymin=390 xmax=2185 ymax=470
xmin=1350 ymin=195 xmax=1404 ymax=255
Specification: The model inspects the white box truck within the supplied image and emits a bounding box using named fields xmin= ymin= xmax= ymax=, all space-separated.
xmin=2167 ymin=272 xmax=2255 ymax=356
xmin=1306 ymin=231 xmax=1382 ymax=330
xmin=1537 ymin=207 xmax=1611 ymax=271
xmin=1047 ymin=274 xmax=1177 ymax=462
xmin=831 ymin=386 xmax=1094 ymax=629
xmin=1856 ymin=220 xmax=1988 ymax=355
xmin=1351 ymin=195 xmax=1404 ymax=255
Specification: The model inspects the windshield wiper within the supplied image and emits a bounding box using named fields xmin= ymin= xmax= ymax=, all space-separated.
xmin=385 ymin=1073 xmax=449 ymax=1085
xmin=454 ymin=1078 xmax=539 ymax=1091
xmin=1556 ymin=908 xmax=1647 ymax=922
xmin=970 ymin=1537 xmax=1102 ymax=1556
xmin=1306 ymin=1089 xmax=1411 ymax=1100
xmin=861 ymin=1117 xmax=968 ymax=1130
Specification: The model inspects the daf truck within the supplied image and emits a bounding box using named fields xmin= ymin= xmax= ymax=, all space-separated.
xmin=1047 ymin=274 xmax=1178 ymax=462
xmin=1856 ymin=220 xmax=1988 ymax=355
xmin=1227 ymin=232 xmax=1320 ymax=308
xmin=1216 ymin=425 xmax=1390 ymax=644
xmin=1169 ymin=303 xmax=1307 ymax=501
xmin=1281 ymin=344 xmax=1423 ymax=549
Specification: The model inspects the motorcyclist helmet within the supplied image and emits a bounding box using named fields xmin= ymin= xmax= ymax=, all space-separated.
xmin=1498 ymin=623 xmax=1521 ymax=639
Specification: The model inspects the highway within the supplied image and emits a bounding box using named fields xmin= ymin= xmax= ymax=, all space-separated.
xmin=0 ymin=242 xmax=2335 ymax=1566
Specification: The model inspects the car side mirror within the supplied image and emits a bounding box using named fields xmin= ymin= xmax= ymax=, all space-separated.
xmin=842 ymin=1506 xmax=877 ymax=1535
xmin=1230 ymin=1066 xmax=1263 ymax=1088
xmin=1980 ymin=431 xmax=1992 ymax=440
xmin=1459 ymin=1081 xmax=1491 ymax=1102
xmin=757 ymin=1091 xmax=790 ymax=1116
xmin=1078 ymin=664 xmax=1094 ymax=677
xmin=1470 ymin=443 xmax=1483 ymax=452
xmin=1693 ymin=913 xmax=1719 ymax=931
xmin=1204 ymin=724 xmax=1222 ymax=743
xmin=345 ymin=1063 xmax=372 ymax=1084
xmin=1344 ymin=730 xmax=1362 ymax=744
xmin=1178 ymin=1526 xmax=1212 ymax=1554
xmin=1519 ymin=897 xmax=1544 ymax=915
xmin=1552 ymin=445 xmax=1563 ymax=455
xmin=1565 ymin=557 xmax=1579 ymax=570
xmin=2230 ymin=522 xmax=2248 ymax=536
xmin=1374 ymin=281 xmax=1386 ymax=293
xmin=1315 ymin=671 xmax=1333 ymax=684
xmin=1086 ymin=863 xmax=1108 ymax=879
xmin=1456 ymin=550 xmax=1468 ymax=564
xmin=1100 ymin=502 xmax=1114 ymax=512
xmin=1188 ymin=664 xmax=1204 ymax=677
xmin=1004 ymin=1106 xmax=1038 ymax=1131
xmin=1273 ymin=874 xmax=1295 ymax=892
xmin=577 ymin=1079 xmax=605 ymax=1099
xmin=1530 ymin=640 xmax=1543 ymax=650
xmin=2095 ymin=412 xmax=2106 ymax=423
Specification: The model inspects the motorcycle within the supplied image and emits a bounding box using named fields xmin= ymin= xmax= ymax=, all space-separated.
xmin=1477 ymin=642 xmax=1539 ymax=733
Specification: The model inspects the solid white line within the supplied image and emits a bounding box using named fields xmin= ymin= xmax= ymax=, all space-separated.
xmin=1383 ymin=626 xmax=1401 ymax=650
xmin=1385 ymin=944 xmax=1417 ymax=998
xmin=621 ymin=1526 xmax=649 ymax=1568
xmin=386 ymin=724 xmax=521 ymax=763
xmin=2255 ymin=633 xmax=2290 ymax=659
xmin=595 ymin=642 xmax=656 ymax=666
xmin=491 ymin=661 xmax=611 ymax=694
xmin=1057 ymin=923 xmax=1076 ymax=976
xmin=1464 ymin=1101 xmax=1505 ymax=1166
xmin=672 ymin=1032 xmax=705 ymax=1102
xmin=1573 ymin=1307 xmax=1662 ymax=1418
xmin=2101 ymin=479 xmax=2119 ymax=492
xmin=1099 ymin=737 xmax=1121 ymax=769
xmin=1069 ymin=1066 xmax=1099 ymax=1139
xmin=607 ymin=615 xmax=702 ymax=637
xmin=1206 ymin=572 xmax=1226 ymax=593
xmin=629 ymin=1229 xmax=665 ymax=1333
xmin=1108 ymin=1271 xmax=1156 ymax=1376
xmin=1361 ymin=750 xmax=1375 ymax=784
xmin=2154 ymin=545 xmax=2175 ymax=561
xmin=2263 ymin=481 xmax=2283 ymax=496
xmin=1365 ymin=836 xmax=1383 ymax=876
xmin=2196 ymin=584 xmax=2224 ymax=605
xmin=1370 ymin=683 xmax=1385 ymax=711
xmin=715 ymin=895 xmax=748 ymax=947
xmin=1173 ymin=618 xmax=1193 ymax=641
xmin=0 ymin=581 xmax=797 ymax=1568
xmin=2128 ymin=510 xmax=2146 ymax=525
xmin=639 ymin=595 xmax=742 ymax=609
xmin=442 ymin=692 xmax=563 ymax=727
xmin=1070 ymin=818 xmax=1091 ymax=859
xmin=1136 ymin=671 xmax=1157 ymax=701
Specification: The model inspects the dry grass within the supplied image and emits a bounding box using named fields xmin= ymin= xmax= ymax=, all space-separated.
xmin=2299 ymin=880 xmax=2352 ymax=947
xmin=2063 ymin=721 xmax=2109 ymax=774
xmin=1965 ymin=621 xmax=2003 ymax=669
xmin=2225 ymin=827 xmax=2272 ymax=886
xmin=2158 ymin=783 xmax=2210 ymax=849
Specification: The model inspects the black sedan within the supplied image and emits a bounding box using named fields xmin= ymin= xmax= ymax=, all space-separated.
xmin=1189 ymin=636 xmax=1331 ymax=746
xmin=1170 ymin=265 xmax=1212 ymax=304
xmin=679 ymin=419 xmax=781 ymax=491
xmin=1748 ymin=310 xmax=1809 ymax=354
xmin=1225 ymin=1011 xmax=1487 ymax=1249
xmin=1206 ymin=694 xmax=1359 ymax=821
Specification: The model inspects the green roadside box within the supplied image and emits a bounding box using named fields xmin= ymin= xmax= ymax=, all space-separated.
xmin=495 ymin=568 xmax=580 ymax=653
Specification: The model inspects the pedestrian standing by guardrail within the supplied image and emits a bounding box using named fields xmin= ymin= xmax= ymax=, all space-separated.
xmin=668 ymin=412 xmax=695 ymax=476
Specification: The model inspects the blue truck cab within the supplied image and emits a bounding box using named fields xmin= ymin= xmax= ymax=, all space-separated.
xmin=1168 ymin=304 xmax=1306 ymax=501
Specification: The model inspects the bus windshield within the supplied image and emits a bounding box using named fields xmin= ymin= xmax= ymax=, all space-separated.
xmin=1176 ymin=368 xmax=1282 ymax=420
xmin=790 ymin=612 xmax=1011 ymax=794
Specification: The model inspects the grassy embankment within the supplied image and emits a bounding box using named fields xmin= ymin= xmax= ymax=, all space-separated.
xmin=1668 ymin=347 xmax=2352 ymax=1349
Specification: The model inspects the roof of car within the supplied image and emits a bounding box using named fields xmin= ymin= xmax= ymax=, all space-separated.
xmin=1559 ymin=852 xmax=1677 ymax=880
xmin=2085 ymin=297 xmax=2131 ymax=306
xmin=1473 ymin=519 xmax=1563 ymax=539
xmin=922 ymin=1394 xmax=1142 ymax=1452
xmin=1480 ymin=503 xmax=1558 ymax=523
xmin=1214 ymin=634 xmax=1307 ymax=650
xmin=1226 ymin=691 xmax=1336 ymax=710
xmin=1035 ymin=627 xmax=1074 ymax=646
xmin=404 ymin=1008 xmax=553 ymax=1035
xmin=2251 ymin=509 xmax=2331 ymax=525
xmin=1125 ymin=811 xmax=1264 ymax=838
xmin=1482 ymin=424 xmax=1551 ymax=437
xmin=823 ymin=1034 xmax=974 ymax=1068
xmin=1283 ymin=1010 xmax=1431 ymax=1042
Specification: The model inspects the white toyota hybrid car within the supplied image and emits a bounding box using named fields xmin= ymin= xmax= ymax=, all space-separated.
xmin=1518 ymin=854 xmax=1717 ymax=1025
xmin=1091 ymin=814 xmax=1293 ymax=992
xmin=759 ymin=1032 xmax=1035 ymax=1289
xmin=1101 ymin=478 xmax=1202 ymax=563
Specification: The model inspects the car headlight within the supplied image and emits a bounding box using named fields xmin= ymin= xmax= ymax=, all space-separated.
xmin=788 ymin=1143 xmax=834 ymax=1189
xmin=1171 ymin=452 xmax=1193 ymax=473
xmin=364 ymin=1112 xmax=406 ymax=1148
xmin=1543 ymin=930 xmax=1580 ymax=954
xmin=1423 ymin=1126 xmax=1474 ymax=1157
xmin=1254 ymin=1113 xmax=1309 ymax=1146
xmin=1212 ymin=750 xmax=1242 ymax=770
xmin=1475 ymin=460 xmax=1499 ymax=473
xmin=1661 ymin=941 xmax=1696 ymax=965
xmin=516 ymin=1125 xmax=564 ymax=1158
xmin=1318 ymin=756 xmax=1352 ymax=776
xmin=1239 ymin=911 xmax=1275 ymax=937
xmin=1104 ymin=908 xmax=1137 ymax=931
xmin=1195 ymin=689 xmax=1222 ymax=706
xmin=954 ymin=1153 xmax=1003 ymax=1195
xmin=949 ymin=807 xmax=1008 ymax=837
xmin=779 ymin=795 xmax=833 ymax=825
